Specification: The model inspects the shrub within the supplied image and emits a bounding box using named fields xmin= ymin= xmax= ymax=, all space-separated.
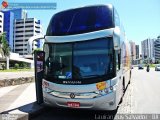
xmin=23 ymin=63 xmax=28 ymax=68
xmin=14 ymin=63 xmax=19 ymax=69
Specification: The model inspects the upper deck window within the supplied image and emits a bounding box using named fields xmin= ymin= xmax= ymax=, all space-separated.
xmin=46 ymin=5 xmax=114 ymax=36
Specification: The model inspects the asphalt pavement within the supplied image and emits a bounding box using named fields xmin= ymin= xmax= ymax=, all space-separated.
xmin=131 ymin=67 xmax=160 ymax=113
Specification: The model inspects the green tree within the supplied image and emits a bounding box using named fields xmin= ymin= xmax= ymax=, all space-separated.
xmin=32 ymin=48 xmax=42 ymax=54
xmin=34 ymin=48 xmax=42 ymax=51
xmin=0 ymin=33 xmax=10 ymax=69
xmin=21 ymin=62 xmax=28 ymax=68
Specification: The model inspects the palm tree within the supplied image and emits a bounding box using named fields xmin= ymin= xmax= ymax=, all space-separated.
xmin=0 ymin=33 xmax=10 ymax=69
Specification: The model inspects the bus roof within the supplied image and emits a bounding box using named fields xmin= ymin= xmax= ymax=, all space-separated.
xmin=46 ymin=4 xmax=115 ymax=36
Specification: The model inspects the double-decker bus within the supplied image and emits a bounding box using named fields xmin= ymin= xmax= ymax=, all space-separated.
xmin=33 ymin=4 xmax=131 ymax=110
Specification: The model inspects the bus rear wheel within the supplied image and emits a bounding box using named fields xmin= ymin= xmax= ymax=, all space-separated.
xmin=128 ymin=71 xmax=131 ymax=84
xmin=119 ymin=79 xmax=125 ymax=104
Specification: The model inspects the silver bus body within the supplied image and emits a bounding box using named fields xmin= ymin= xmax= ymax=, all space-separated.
xmin=41 ymin=4 xmax=131 ymax=110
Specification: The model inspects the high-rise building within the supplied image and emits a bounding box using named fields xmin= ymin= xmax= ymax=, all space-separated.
xmin=141 ymin=38 xmax=155 ymax=62
xmin=2 ymin=10 xmax=14 ymax=51
xmin=154 ymin=36 xmax=160 ymax=62
xmin=136 ymin=45 xmax=139 ymax=59
xmin=2 ymin=8 xmax=27 ymax=51
xmin=129 ymin=41 xmax=136 ymax=60
xmin=0 ymin=12 xmax=4 ymax=33
xmin=9 ymin=8 xmax=27 ymax=19
xmin=14 ymin=18 xmax=42 ymax=55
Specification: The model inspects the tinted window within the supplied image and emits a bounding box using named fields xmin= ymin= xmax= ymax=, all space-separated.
xmin=46 ymin=5 xmax=114 ymax=36
xmin=73 ymin=38 xmax=114 ymax=79
xmin=44 ymin=37 xmax=115 ymax=84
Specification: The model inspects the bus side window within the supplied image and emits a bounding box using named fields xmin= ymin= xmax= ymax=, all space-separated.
xmin=116 ymin=50 xmax=121 ymax=71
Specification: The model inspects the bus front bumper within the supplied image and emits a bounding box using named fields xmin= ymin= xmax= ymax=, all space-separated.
xmin=43 ymin=90 xmax=117 ymax=111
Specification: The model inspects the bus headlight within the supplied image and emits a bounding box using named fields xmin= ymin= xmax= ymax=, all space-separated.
xmin=94 ymin=86 xmax=113 ymax=98
xmin=104 ymin=88 xmax=109 ymax=94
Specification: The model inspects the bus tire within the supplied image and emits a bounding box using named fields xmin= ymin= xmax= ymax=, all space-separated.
xmin=119 ymin=95 xmax=123 ymax=104
xmin=119 ymin=79 xmax=125 ymax=104
xmin=123 ymin=78 xmax=125 ymax=94
xmin=128 ymin=71 xmax=131 ymax=84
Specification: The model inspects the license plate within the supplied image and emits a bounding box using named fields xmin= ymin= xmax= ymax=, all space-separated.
xmin=67 ymin=102 xmax=80 ymax=108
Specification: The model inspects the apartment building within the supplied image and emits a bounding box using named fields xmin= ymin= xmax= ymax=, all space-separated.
xmin=154 ymin=36 xmax=160 ymax=62
xmin=141 ymin=38 xmax=155 ymax=62
xmin=129 ymin=41 xmax=136 ymax=60
xmin=14 ymin=18 xmax=42 ymax=55
xmin=2 ymin=8 xmax=27 ymax=51
xmin=0 ymin=12 xmax=4 ymax=33
xmin=136 ymin=45 xmax=139 ymax=59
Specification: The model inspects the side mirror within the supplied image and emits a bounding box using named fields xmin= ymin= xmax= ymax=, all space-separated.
xmin=113 ymin=27 xmax=121 ymax=50
xmin=27 ymin=35 xmax=45 ymax=54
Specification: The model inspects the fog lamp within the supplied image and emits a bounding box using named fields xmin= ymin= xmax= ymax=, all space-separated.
xmin=110 ymin=86 xmax=113 ymax=90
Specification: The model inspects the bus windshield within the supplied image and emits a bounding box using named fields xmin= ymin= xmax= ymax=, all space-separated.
xmin=46 ymin=5 xmax=114 ymax=36
xmin=44 ymin=37 xmax=115 ymax=84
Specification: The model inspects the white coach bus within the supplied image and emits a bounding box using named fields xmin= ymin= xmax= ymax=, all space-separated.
xmin=33 ymin=4 xmax=132 ymax=110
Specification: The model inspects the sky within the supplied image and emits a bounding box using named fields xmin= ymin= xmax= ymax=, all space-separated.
xmin=6 ymin=0 xmax=160 ymax=47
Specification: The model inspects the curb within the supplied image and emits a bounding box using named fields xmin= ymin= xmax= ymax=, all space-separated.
xmin=0 ymin=103 xmax=48 ymax=120
xmin=0 ymin=77 xmax=35 ymax=87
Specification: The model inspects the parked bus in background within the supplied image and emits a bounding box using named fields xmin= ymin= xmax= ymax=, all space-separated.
xmin=32 ymin=4 xmax=132 ymax=110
